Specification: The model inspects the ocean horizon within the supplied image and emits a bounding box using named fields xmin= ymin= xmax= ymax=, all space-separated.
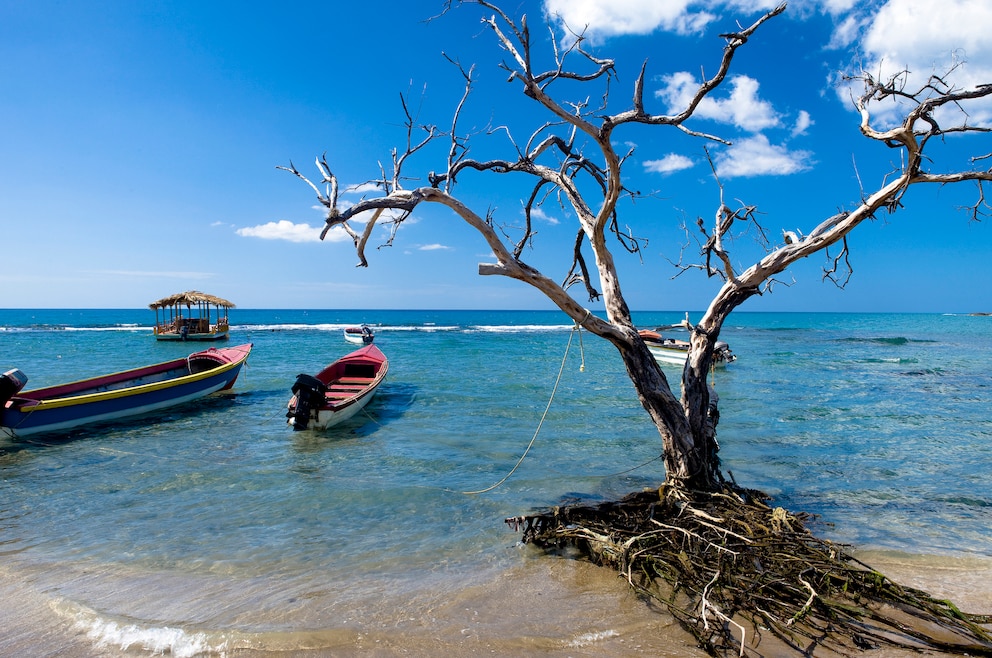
xmin=2 ymin=308 xmax=990 ymax=656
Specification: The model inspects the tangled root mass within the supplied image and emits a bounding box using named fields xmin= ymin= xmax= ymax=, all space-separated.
xmin=507 ymin=485 xmax=992 ymax=657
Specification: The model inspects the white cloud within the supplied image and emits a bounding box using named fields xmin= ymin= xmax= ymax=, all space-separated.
xmin=540 ymin=0 xmax=992 ymax=126
xmin=792 ymin=110 xmax=813 ymax=136
xmin=542 ymin=1 xmax=796 ymax=41
xmin=543 ymin=0 xmax=716 ymax=40
xmin=644 ymin=153 xmax=695 ymax=175
xmin=236 ymin=220 xmax=351 ymax=243
xmin=656 ymin=73 xmax=780 ymax=132
xmin=528 ymin=207 xmax=561 ymax=225
xmin=344 ymin=182 xmax=382 ymax=195
xmin=863 ymin=0 xmax=991 ymax=73
xmin=419 ymin=243 xmax=451 ymax=251
xmin=827 ymin=12 xmax=865 ymax=49
xmin=840 ymin=0 xmax=992 ymax=125
xmin=714 ymin=135 xmax=814 ymax=178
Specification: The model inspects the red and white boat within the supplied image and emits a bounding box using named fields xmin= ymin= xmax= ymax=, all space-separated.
xmin=1 ymin=344 xmax=252 ymax=440
xmin=287 ymin=344 xmax=388 ymax=431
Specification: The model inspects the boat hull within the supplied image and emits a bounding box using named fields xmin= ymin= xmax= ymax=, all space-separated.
xmin=639 ymin=330 xmax=736 ymax=368
xmin=1 ymin=344 xmax=252 ymax=440
xmin=310 ymin=387 xmax=377 ymax=429
xmin=149 ymin=291 xmax=235 ymax=341
xmin=646 ymin=344 xmax=694 ymax=366
xmin=154 ymin=328 xmax=229 ymax=341
xmin=155 ymin=331 xmax=227 ymax=343
xmin=287 ymin=344 xmax=387 ymax=431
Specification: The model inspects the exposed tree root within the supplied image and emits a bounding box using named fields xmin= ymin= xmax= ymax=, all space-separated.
xmin=506 ymin=485 xmax=992 ymax=657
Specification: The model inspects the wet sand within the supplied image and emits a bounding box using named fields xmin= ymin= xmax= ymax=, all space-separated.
xmin=1 ymin=549 xmax=989 ymax=657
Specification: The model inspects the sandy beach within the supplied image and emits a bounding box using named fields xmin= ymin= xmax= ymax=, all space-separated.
xmin=1 ymin=547 xmax=989 ymax=657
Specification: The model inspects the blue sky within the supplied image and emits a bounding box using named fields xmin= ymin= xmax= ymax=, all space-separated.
xmin=2 ymin=0 xmax=990 ymax=312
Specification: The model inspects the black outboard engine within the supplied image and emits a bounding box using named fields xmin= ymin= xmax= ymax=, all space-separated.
xmin=714 ymin=341 xmax=737 ymax=363
xmin=0 ymin=368 xmax=28 ymax=409
xmin=288 ymin=373 xmax=327 ymax=431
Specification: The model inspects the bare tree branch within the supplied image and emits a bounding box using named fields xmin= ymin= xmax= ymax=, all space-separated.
xmin=284 ymin=1 xmax=991 ymax=494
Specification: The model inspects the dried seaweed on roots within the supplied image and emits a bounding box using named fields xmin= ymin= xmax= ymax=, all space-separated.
xmin=507 ymin=486 xmax=992 ymax=657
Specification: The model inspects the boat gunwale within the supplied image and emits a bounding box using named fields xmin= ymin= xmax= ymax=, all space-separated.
xmin=322 ymin=363 xmax=388 ymax=411
xmin=288 ymin=345 xmax=388 ymax=423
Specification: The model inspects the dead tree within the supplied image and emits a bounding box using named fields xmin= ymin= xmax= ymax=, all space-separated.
xmin=282 ymin=1 xmax=992 ymax=494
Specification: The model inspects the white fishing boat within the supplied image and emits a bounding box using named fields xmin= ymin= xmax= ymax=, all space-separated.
xmin=343 ymin=325 xmax=375 ymax=344
xmin=639 ymin=329 xmax=736 ymax=367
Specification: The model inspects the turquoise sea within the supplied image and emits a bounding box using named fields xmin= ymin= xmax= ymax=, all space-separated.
xmin=1 ymin=309 xmax=990 ymax=657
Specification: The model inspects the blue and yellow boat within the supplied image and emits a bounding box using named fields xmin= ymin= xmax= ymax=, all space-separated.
xmin=0 ymin=343 xmax=252 ymax=440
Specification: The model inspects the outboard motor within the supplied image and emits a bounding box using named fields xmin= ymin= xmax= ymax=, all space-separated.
xmin=714 ymin=341 xmax=737 ymax=363
xmin=288 ymin=373 xmax=327 ymax=431
xmin=0 ymin=368 xmax=28 ymax=408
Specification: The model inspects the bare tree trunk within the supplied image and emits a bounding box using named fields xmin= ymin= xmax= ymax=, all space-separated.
xmin=610 ymin=335 xmax=717 ymax=491
xmin=678 ymin=287 xmax=760 ymax=488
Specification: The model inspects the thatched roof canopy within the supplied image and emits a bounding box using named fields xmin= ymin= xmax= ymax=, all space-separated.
xmin=149 ymin=290 xmax=236 ymax=310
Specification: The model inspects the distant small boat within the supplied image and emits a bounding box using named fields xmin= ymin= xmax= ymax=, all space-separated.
xmin=1 ymin=344 xmax=252 ymax=440
xmin=287 ymin=344 xmax=388 ymax=431
xmin=343 ymin=325 xmax=375 ymax=345
xmin=150 ymin=291 xmax=235 ymax=341
xmin=639 ymin=329 xmax=737 ymax=368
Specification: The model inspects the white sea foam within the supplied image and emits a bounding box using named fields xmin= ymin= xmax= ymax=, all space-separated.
xmin=60 ymin=599 xmax=230 ymax=657
xmin=472 ymin=324 xmax=574 ymax=333
xmin=62 ymin=326 xmax=153 ymax=332
xmin=567 ymin=628 xmax=620 ymax=647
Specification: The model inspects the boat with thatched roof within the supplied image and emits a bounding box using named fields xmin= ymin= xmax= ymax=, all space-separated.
xmin=150 ymin=291 xmax=235 ymax=341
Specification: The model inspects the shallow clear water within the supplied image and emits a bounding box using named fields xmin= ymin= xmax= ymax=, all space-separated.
xmin=1 ymin=309 xmax=990 ymax=656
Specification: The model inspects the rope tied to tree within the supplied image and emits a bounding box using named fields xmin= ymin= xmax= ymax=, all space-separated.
xmin=459 ymin=322 xmax=585 ymax=495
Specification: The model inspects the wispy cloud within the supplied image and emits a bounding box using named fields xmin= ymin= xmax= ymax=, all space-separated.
xmin=528 ymin=207 xmax=561 ymax=225
xmin=343 ymin=182 xmax=383 ymax=194
xmin=91 ymin=270 xmax=214 ymax=278
xmin=418 ymin=243 xmax=452 ymax=251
